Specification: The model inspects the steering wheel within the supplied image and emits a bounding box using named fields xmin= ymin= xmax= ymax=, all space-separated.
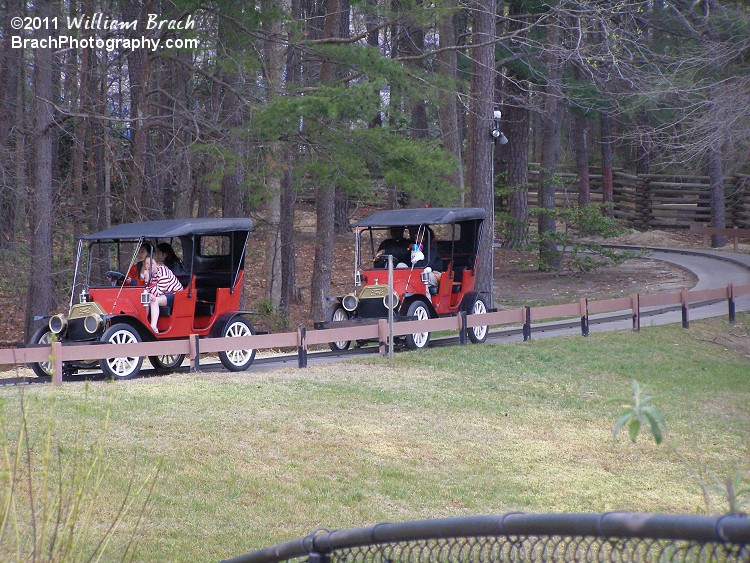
xmin=106 ymin=270 xmax=126 ymax=285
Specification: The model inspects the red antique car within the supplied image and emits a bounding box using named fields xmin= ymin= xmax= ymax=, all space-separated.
xmin=28 ymin=218 xmax=256 ymax=379
xmin=318 ymin=207 xmax=490 ymax=350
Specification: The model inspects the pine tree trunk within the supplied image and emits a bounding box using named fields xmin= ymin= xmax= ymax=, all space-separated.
xmin=574 ymin=112 xmax=590 ymax=206
xmin=600 ymin=112 xmax=614 ymax=218
xmin=504 ymin=80 xmax=530 ymax=248
xmin=706 ymin=144 xmax=727 ymax=248
xmin=25 ymin=0 xmax=57 ymax=339
xmin=437 ymin=0 xmax=464 ymax=200
xmin=538 ymin=21 xmax=564 ymax=271
xmin=466 ymin=0 xmax=496 ymax=298
xmin=310 ymin=0 xmax=340 ymax=321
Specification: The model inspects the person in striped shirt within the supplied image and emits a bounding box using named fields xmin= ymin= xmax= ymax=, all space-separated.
xmin=141 ymin=255 xmax=183 ymax=333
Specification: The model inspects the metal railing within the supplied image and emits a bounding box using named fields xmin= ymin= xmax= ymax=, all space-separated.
xmin=223 ymin=512 xmax=750 ymax=562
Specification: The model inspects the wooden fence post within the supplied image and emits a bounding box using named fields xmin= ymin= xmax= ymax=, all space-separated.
xmin=728 ymin=284 xmax=736 ymax=324
xmin=297 ymin=326 xmax=307 ymax=368
xmin=631 ymin=294 xmax=640 ymax=332
xmin=459 ymin=311 xmax=468 ymax=345
xmin=378 ymin=319 xmax=387 ymax=356
xmin=579 ymin=298 xmax=589 ymax=337
xmin=681 ymin=289 xmax=689 ymax=329
xmin=53 ymin=341 xmax=63 ymax=386
xmin=523 ymin=306 xmax=532 ymax=341
xmin=189 ymin=334 xmax=200 ymax=372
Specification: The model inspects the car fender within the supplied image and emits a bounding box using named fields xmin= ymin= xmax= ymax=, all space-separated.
xmin=210 ymin=311 xmax=256 ymax=337
xmin=106 ymin=315 xmax=151 ymax=340
xmin=398 ymin=294 xmax=436 ymax=318
xmin=458 ymin=291 xmax=491 ymax=312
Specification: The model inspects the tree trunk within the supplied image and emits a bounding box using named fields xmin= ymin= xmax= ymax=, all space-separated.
xmin=538 ymin=21 xmax=564 ymax=271
xmin=0 ymin=0 xmax=24 ymax=247
xmin=503 ymin=79 xmax=530 ymax=248
xmin=25 ymin=0 xmax=57 ymax=338
xmin=706 ymin=144 xmax=726 ymax=248
xmin=573 ymin=111 xmax=590 ymax=206
xmin=437 ymin=0 xmax=464 ymax=200
xmin=262 ymin=0 xmax=285 ymax=309
xmin=600 ymin=111 xmax=614 ymax=218
xmin=123 ymin=0 xmax=154 ymax=221
xmin=309 ymin=0 xmax=340 ymax=321
xmin=466 ymin=0 xmax=496 ymax=298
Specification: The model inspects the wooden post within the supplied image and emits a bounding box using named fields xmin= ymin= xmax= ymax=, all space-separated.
xmin=189 ymin=334 xmax=200 ymax=372
xmin=297 ymin=326 xmax=307 ymax=368
xmin=377 ymin=318 xmax=387 ymax=356
xmin=631 ymin=294 xmax=640 ymax=332
xmin=53 ymin=341 xmax=63 ymax=386
xmin=579 ymin=298 xmax=589 ymax=337
xmin=728 ymin=284 xmax=736 ymax=324
xmin=680 ymin=288 xmax=690 ymax=328
xmin=522 ymin=306 xmax=531 ymax=341
xmin=459 ymin=311 xmax=468 ymax=345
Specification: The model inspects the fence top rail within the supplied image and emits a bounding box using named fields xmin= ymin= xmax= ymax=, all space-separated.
xmin=223 ymin=512 xmax=750 ymax=563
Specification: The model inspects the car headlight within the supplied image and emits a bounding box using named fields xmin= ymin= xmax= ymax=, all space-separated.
xmin=383 ymin=292 xmax=399 ymax=310
xmin=342 ymin=293 xmax=359 ymax=312
xmin=49 ymin=314 xmax=68 ymax=335
xmin=83 ymin=313 xmax=104 ymax=334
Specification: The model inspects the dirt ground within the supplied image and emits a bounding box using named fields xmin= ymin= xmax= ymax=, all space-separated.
xmin=0 ymin=219 xmax=740 ymax=348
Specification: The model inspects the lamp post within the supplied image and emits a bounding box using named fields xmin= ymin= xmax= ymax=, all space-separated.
xmin=488 ymin=109 xmax=508 ymax=309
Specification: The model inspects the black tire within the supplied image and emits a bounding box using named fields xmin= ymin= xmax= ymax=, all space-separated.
xmin=149 ymin=354 xmax=185 ymax=372
xmin=28 ymin=325 xmax=54 ymax=378
xmin=218 ymin=316 xmax=256 ymax=372
xmin=466 ymin=295 xmax=489 ymax=344
xmin=404 ymin=300 xmax=431 ymax=350
xmin=100 ymin=323 xmax=143 ymax=380
xmin=326 ymin=305 xmax=351 ymax=351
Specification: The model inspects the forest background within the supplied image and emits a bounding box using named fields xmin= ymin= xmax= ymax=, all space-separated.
xmin=1 ymin=0 xmax=749 ymax=341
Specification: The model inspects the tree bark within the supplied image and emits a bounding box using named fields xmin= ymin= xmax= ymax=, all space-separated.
xmin=600 ymin=111 xmax=614 ymax=217
xmin=573 ymin=111 xmax=590 ymax=206
xmin=0 ymin=0 xmax=24 ymax=246
xmin=538 ymin=20 xmax=564 ymax=271
xmin=437 ymin=0 xmax=464 ymax=201
xmin=262 ymin=0 xmax=286 ymax=309
xmin=466 ymin=0 xmax=496 ymax=298
xmin=309 ymin=0 xmax=341 ymax=321
xmin=25 ymin=0 xmax=57 ymax=338
xmin=705 ymin=144 xmax=726 ymax=248
xmin=503 ymin=79 xmax=530 ymax=248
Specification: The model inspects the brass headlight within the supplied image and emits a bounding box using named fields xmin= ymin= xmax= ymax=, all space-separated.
xmin=84 ymin=313 xmax=104 ymax=334
xmin=49 ymin=314 xmax=68 ymax=335
xmin=342 ymin=293 xmax=359 ymax=312
xmin=383 ymin=292 xmax=399 ymax=310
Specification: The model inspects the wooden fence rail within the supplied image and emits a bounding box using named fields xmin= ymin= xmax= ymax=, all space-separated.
xmin=2 ymin=282 xmax=748 ymax=386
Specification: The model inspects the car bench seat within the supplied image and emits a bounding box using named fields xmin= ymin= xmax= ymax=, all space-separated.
xmin=194 ymin=272 xmax=234 ymax=316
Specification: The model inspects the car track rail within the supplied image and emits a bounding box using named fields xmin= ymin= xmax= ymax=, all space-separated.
xmin=2 ymin=245 xmax=749 ymax=387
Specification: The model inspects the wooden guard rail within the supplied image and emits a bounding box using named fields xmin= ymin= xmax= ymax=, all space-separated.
xmin=1 ymin=283 xmax=749 ymax=386
xmin=690 ymin=223 xmax=750 ymax=251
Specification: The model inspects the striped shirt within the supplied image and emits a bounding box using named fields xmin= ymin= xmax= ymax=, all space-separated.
xmin=145 ymin=264 xmax=183 ymax=297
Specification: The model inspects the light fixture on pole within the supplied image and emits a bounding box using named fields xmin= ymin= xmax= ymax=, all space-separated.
xmin=491 ymin=109 xmax=508 ymax=145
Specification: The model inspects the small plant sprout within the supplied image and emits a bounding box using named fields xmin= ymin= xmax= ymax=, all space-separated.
xmin=611 ymin=379 xmax=667 ymax=445
xmin=707 ymin=469 xmax=750 ymax=515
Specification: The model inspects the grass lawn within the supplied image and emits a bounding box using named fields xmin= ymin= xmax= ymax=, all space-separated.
xmin=1 ymin=315 xmax=748 ymax=561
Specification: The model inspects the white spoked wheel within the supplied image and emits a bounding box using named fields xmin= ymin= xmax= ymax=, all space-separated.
xmin=149 ymin=354 xmax=185 ymax=372
xmin=218 ymin=317 xmax=256 ymax=372
xmin=100 ymin=323 xmax=143 ymax=380
xmin=328 ymin=306 xmax=351 ymax=351
xmin=405 ymin=300 xmax=431 ymax=350
xmin=28 ymin=326 xmax=54 ymax=378
xmin=468 ymin=296 xmax=489 ymax=344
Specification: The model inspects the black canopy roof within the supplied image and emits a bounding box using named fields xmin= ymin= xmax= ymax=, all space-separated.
xmin=80 ymin=218 xmax=254 ymax=241
xmin=354 ymin=207 xmax=486 ymax=227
